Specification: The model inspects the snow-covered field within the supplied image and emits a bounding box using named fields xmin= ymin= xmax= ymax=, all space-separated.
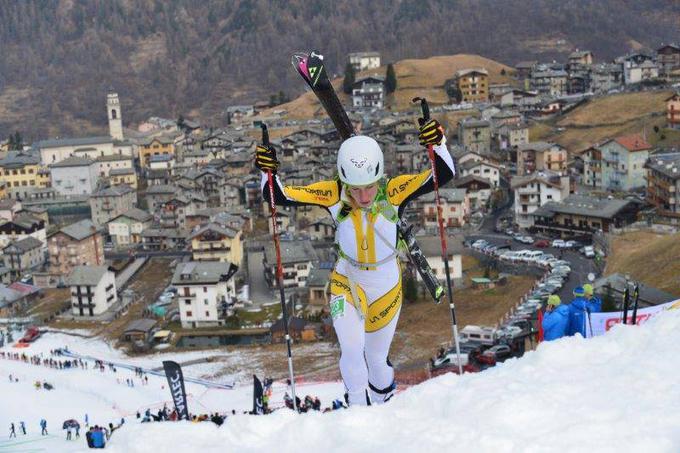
xmin=3 ymin=310 xmax=680 ymax=452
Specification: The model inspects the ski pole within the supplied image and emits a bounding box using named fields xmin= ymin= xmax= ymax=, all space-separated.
xmin=413 ymin=97 xmax=462 ymax=375
xmin=631 ymin=284 xmax=640 ymax=325
xmin=622 ymin=285 xmax=630 ymax=325
xmin=261 ymin=123 xmax=298 ymax=412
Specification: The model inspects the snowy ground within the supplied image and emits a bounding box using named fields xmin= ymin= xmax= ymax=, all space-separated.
xmin=2 ymin=311 xmax=680 ymax=452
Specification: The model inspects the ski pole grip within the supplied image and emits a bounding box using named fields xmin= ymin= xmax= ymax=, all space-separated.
xmin=260 ymin=123 xmax=270 ymax=146
xmin=412 ymin=97 xmax=430 ymax=121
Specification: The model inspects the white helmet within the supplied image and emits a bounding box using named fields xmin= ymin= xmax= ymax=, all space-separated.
xmin=337 ymin=136 xmax=384 ymax=186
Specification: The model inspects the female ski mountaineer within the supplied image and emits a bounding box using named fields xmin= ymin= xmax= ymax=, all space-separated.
xmin=255 ymin=118 xmax=456 ymax=406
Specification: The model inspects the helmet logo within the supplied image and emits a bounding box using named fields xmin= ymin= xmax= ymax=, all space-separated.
xmin=350 ymin=158 xmax=367 ymax=168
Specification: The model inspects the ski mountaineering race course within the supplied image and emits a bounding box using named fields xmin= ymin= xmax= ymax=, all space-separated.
xmin=1 ymin=309 xmax=679 ymax=452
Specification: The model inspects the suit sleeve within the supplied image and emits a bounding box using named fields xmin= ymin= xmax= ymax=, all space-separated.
xmin=386 ymin=137 xmax=456 ymax=216
xmin=260 ymin=172 xmax=340 ymax=208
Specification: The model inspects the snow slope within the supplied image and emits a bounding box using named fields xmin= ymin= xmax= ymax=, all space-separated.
xmin=113 ymin=309 xmax=680 ymax=453
xmin=2 ymin=311 xmax=680 ymax=452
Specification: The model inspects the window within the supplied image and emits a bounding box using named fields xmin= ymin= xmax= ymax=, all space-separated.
xmin=547 ymin=195 xmax=553 ymax=200
xmin=204 ymin=299 xmax=209 ymax=305
xmin=205 ymin=311 xmax=210 ymax=317
xmin=186 ymin=311 xmax=192 ymax=317
xmin=203 ymin=286 xmax=207 ymax=293
xmin=296 ymin=264 xmax=307 ymax=271
xmin=185 ymin=300 xmax=191 ymax=305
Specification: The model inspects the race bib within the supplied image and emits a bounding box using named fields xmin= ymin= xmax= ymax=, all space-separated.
xmin=330 ymin=295 xmax=346 ymax=320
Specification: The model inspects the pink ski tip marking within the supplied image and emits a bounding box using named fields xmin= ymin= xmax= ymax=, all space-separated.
xmin=298 ymin=57 xmax=310 ymax=78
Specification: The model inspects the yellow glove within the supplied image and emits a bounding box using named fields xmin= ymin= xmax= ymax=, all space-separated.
xmin=418 ymin=119 xmax=444 ymax=147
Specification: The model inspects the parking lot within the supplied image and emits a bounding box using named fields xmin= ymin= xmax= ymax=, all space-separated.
xmin=465 ymin=232 xmax=600 ymax=303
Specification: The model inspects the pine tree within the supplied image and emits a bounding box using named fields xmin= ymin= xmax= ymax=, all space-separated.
xmin=385 ymin=63 xmax=397 ymax=93
xmin=342 ymin=63 xmax=356 ymax=95
xmin=9 ymin=131 xmax=22 ymax=150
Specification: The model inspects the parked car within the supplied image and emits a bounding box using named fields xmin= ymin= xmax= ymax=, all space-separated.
xmin=472 ymin=240 xmax=488 ymax=249
xmin=496 ymin=325 xmax=523 ymax=339
xmin=522 ymin=250 xmax=544 ymax=262
xmin=432 ymin=352 xmax=470 ymax=369
xmin=582 ymin=246 xmax=595 ymax=258
xmin=552 ymin=239 xmax=566 ymax=248
xmin=480 ymin=344 xmax=513 ymax=364
xmin=535 ymin=239 xmax=550 ymax=248
xmin=509 ymin=319 xmax=532 ymax=332
xmin=519 ymin=236 xmax=534 ymax=244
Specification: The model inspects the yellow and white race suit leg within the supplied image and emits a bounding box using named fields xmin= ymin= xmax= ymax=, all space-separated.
xmin=329 ymin=259 xmax=402 ymax=406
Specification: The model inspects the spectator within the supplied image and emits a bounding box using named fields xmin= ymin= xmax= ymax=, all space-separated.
xmin=9 ymin=422 xmax=16 ymax=438
xmin=19 ymin=421 xmax=26 ymax=435
xmin=91 ymin=426 xmax=105 ymax=448
xmin=40 ymin=419 xmax=48 ymax=436
xmin=86 ymin=428 xmax=94 ymax=448
xmin=542 ymin=295 xmax=570 ymax=341
xmin=567 ymin=287 xmax=590 ymax=337
xmin=583 ymin=283 xmax=602 ymax=313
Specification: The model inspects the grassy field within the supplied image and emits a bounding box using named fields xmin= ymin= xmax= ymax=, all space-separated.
xmin=529 ymin=121 xmax=554 ymax=142
xmin=26 ymin=288 xmax=71 ymax=322
xmin=556 ymin=91 xmax=672 ymax=127
xmin=606 ymin=231 xmax=680 ymax=297
xmin=539 ymin=90 xmax=676 ymax=152
xmin=255 ymin=53 xmax=516 ymax=122
xmin=392 ymin=273 xmax=534 ymax=367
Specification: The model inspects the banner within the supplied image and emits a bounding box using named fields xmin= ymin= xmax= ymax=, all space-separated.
xmin=589 ymin=299 xmax=680 ymax=337
xmin=163 ymin=360 xmax=190 ymax=420
xmin=253 ymin=374 xmax=264 ymax=415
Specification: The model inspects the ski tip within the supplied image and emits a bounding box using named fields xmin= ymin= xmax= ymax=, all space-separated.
xmin=291 ymin=52 xmax=311 ymax=81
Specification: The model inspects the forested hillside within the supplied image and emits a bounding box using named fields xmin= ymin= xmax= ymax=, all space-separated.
xmin=0 ymin=0 xmax=677 ymax=139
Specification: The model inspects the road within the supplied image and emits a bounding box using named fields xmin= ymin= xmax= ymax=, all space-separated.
xmin=465 ymin=233 xmax=599 ymax=303
xmin=247 ymin=250 xmax=275 ymax=305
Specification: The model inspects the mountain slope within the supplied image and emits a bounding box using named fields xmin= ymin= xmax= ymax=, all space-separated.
xmin=0 ymin=0 xmax=677 ymax=139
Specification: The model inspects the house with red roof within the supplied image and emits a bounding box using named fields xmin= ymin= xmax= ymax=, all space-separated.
xmin=584 ymin=133 xmax=652 ymax=191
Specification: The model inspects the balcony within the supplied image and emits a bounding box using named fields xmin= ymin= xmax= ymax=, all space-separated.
xmin=533 ymin=219 xmax=595 ymax=234
xmin=517 ymin=186 xmax=539 ymax=195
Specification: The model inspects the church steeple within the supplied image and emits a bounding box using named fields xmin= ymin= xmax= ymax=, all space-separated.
xmin=107 ymin=92 xmax=123 ymax=140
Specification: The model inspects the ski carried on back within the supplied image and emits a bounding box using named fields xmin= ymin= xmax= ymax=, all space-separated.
xmin=292 ymin=50 xmax=445 ymax=303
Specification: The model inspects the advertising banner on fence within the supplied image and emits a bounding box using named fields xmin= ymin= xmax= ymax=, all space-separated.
xmin=589 ymin=299 xmax=680 ymax=337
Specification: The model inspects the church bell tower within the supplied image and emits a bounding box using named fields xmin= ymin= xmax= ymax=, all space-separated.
xmin=107 ymin=92 xmax=124 ymax=140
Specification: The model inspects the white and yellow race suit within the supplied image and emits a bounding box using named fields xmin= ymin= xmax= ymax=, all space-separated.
xmin=261 ymin=138 xmax=455 ymax=405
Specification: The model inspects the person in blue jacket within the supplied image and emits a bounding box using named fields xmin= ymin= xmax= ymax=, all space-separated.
xmin=583 ymin=284 xmax=602 ymax=313
xmin=542 ymin=295 xmax=570 ymax=341
xmin=90 ymin=426 xmax=105 ymax=448
xmin=568 ymin=286 xmax=591 ymax=337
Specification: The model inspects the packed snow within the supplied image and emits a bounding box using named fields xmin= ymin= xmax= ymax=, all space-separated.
xmin=2 ymin=310 xmax=680 ymax=452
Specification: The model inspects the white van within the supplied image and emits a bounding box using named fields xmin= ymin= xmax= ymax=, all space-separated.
xmin=459 ymin=325 xmax=497 ymax=346
xmin=523 ymin=250 xmax=544 ymax=262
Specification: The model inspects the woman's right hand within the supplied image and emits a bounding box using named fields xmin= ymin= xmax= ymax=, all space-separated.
xmin=255 ymin=144 xmax=279 ymax=173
